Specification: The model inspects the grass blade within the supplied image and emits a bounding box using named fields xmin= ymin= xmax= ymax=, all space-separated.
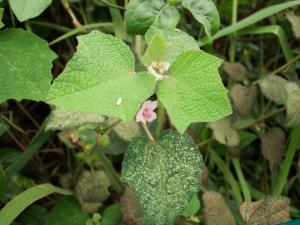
xmin=0 ymin=183 xmax=71 ymax=225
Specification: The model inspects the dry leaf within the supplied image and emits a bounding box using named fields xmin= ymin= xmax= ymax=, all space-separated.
xmin=286 ymin=12 xmax=300 ymax=39
xmin=285 ymin=82 xmax=300 ymax=127
xmin=120 ymin=186 xmax=148 ymax=225
xmin=208 ymin=118 xmax=240 ymax=146
xmin=260 ymin=127 xmax=286 ymax=170
xmin=203 ymin=191 xmax=236 ymax=225
xmin=230 ymin=84 xmax=255 ymax=116
xmin=257 ymin=74 xmax=288 ymax=105
xmin=223 ymin=62 xmax=246 ymax=81
xmin=240 ymin=196 xmax=290 ymax=225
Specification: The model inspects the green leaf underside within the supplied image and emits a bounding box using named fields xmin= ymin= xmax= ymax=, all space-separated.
xmin=182 ymin=0 xmax=220 ymax=37
xmin=9 ymin=0 xmax=52 ymax=22
xmin=122 ymin=130 xmax=203 ymax=225
xmin=144 ymin=28 xmax=199 ymax=65
xmin=0 ymin=28 xmax=56 ymax=103
xmin=158 ymin=50 xmax=232 ymax=133
xmin=152 ymin=5 xmax=180 ymax=31
xmin=47 ymin=31 xmax=156 ymax=122
xmin=125 ymin=0 xmax=165 ymax=34
xmin=0 ymin=8 xmax=4 ymax=29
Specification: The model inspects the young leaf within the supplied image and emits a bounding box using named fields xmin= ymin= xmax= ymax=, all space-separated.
xmin=9 ymin=0 xmax=52 ymax=22
xmin=182 ymin=0 xmax=220 ymax=38
xmin=203 ymin=191 xmax=236 ymax=225
xmin=230 ymin=84 xmax=255 ymax=116
xmin=260 ymin=127 xmax=286 ymax=171
xmin=286 ymin=12 xmax=300 ymax=39
xmin=100 ymin=203 xmax=123 ymax=225
xmin=125 ymin=0 xmax=165 ymax=34
xmin=207 ymin=118 xmax=240 ymax=147
xmin=46 ymin=107 xmax=105 ymax=131
xmin=143 ymin=28 xmax=199 ymax=65
xmin=158 ymin=50 xmax=232 ymax=133
xmin=47 ymin=31 xmax=156 ymax=122
xmin=45 ymin=196 xmax=90 ymax=225
xmin=0 ymin=29 xmax=56 ymax=103
xmin=240 ymin=196 xmax=290 ymax=225
xmin=182 ymin=194 xmax=200 ymax=218
xmin=0 ymin=8 xmax=4 ymax=29
xmin=285 ymin=82 xmax=300 ymax=127
xmin=257 ymin=74 xmax=288 ymax=105
xmin=122 ymin=130 xmax=204 ymax=225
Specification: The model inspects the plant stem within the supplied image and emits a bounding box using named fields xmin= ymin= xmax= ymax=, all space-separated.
xmin=61 ymin=0 xmax=83 ymax=29
xmin=93 ymin=0 xmax=126 ymax=10
xmin=0 ymin=114 xmax=26 ymax=134
xmin=141 ymin=123 xmax=155 ymax=141
xmin=229 ymin=0 xmax=238 ymax=63
xmin=27 ymin=20 xmax=71 ymax=32
xmin=232 ymin=158 xmax=251 ymax=201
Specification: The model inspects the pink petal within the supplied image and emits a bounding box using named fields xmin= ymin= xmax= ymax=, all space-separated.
xmin=135 ymin=110 xmax=145 ymax=123
xmin=146 ymin=111 xmax=157 ymax=122
xmin=142 ymin=100 xmax=157 ymax=111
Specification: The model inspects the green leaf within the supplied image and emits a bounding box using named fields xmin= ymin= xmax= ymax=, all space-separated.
xmin=100 ymin=203 xmax=122 ymax=225
xmin=182 ymin=194 xmax=200 ymax=218
xmin=47 ymin=31 xmax=156 ymax=122
xmin=0 ymin=28 xmax=56 ymax=103
xmin=122 ymin=130 xmax=204 ymax=225
xmin=157 ymin=50 xmax=232 ymax=133
xmin=240 ymin=196 xmax=290 ymax=225
xmin=46 ymin=107 xmax=105 ymax=131
xmin=125 ymin=0 xmax=165 ymax=34
xmin=113 ymin=120 xmax=142 ymax=141
xmin=182 ymin=0 xmax=220 ymax=38
xmin=143 ymin=28 xmax=199 ymax=65
xmin=152 ymin=5 xmax=180 ymax=31
xmin=0 ymin=183 xmax=71 ymax=225
xmin=45 ymin=196 xmax=90 ymax=225
xmin=9 ymin=0 xmax=52 ymax=22
xmin=0 ymin=8 xmax=4 ymax=29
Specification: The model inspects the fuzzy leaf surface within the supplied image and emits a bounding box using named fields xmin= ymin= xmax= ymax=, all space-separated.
xmin=47 ymin=31 xmax=156 ymax=122
xmin=122 ymin=130 xmax=203 ymax=225
xmin=9 ymin=0 xmax=52 ymax=22
xmin=157 ymin=50 xmax=232 ymax=133
xmin=0 ymin=28 xmax=56 ymax=103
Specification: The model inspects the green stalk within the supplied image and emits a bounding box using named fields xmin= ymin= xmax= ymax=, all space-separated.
xmin=210 ymin=149 xmax=243 ymax=204
xmin=96 ymin=147 xmax=124 ymax=194
xmin=229 ymin=0 xmax=238 ymax=63
xmin=273 ymin=127 xmax=300 ymax=195
xmin=232 ymin=158 xmax=251 ymax=202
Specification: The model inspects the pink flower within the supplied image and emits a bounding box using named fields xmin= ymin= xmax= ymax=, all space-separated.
xmin=136 ymin=100 xmax=158 ymax=123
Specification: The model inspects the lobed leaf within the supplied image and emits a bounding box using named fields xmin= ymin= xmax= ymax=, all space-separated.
xmin=47 ymin=31 xmax=156 ymax=122
xmin=0 ymin=28 xmax=56 ymax=103
xmin=122 ymin=130 xmax=203 ymax=225
xmin=158 ymin=50 xmax=232 ymax=133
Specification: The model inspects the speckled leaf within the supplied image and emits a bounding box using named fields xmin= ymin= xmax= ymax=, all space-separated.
xmin=122 ymin=130 xmax=203 ymax=225
xmin=207 ymin=118 xmax=240 ymax=147
xmin=240 ymin=196 xmax=290 ymax=225
xmin=158 ymin=50 xmax=232 ymax=133
xmin=46 ymin=107 xmax=105 ymax=130
xmin=144 ymin=27 xmax=199 ymax=65
xmin=0 ymin=28 xmax=56 ymax=103
xmin=9 ymin=0 xmax=52 ymax=22
xmin=285 ymin=82 xmax=300 ymax=127
xmin=257 ymin=74 xmax=288 ymax=105
xmin=47 ymin=31 xmax=156 ymax=122
xmin=113 ymin=120 xmax=141 ymax=141
xmin=125 ymin=0 xmax=165 ymax=34
xmin=0 ymin=8 xmax=4 ymax=29
xmin=286 ymin=12 xmax=300 ymax=39
xmin=260 ymin=127 xmax=286 ymax=170
xmin=182 ymin=0 xmax=220 ymax=38
xmin=203 ymin=191 xmax=236 ymax=225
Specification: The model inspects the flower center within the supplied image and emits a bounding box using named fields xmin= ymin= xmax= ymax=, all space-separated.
xmin=142 ymin=108 xmax=152 ymax=119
